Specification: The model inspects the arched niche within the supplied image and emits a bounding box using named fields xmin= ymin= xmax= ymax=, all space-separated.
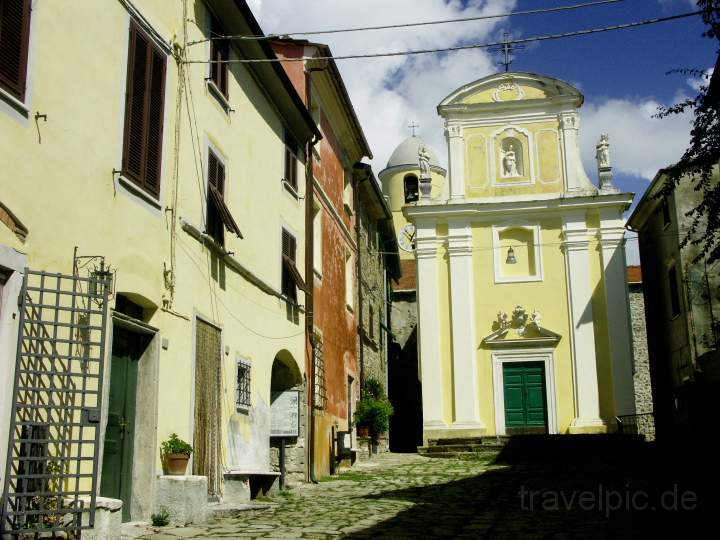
xmin=492 ymin=223 xmax=543 ymax=283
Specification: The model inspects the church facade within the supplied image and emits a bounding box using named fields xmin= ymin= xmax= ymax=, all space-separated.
xmin=385 ymin=72 xmax=636 ymax=444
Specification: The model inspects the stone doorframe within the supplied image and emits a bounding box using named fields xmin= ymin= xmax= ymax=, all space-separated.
xmin=492 ymin=348 xmax=558 ymax=436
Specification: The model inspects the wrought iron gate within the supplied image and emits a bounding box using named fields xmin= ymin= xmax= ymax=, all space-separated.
xmin=1 ymin=269 xmax=109 ymax=537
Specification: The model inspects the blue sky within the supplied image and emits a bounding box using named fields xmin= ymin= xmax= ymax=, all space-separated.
xmin=251 ymin=0 xmax=718 ymax=263
xmin=497 ymin=0 xmax=715 ymax=104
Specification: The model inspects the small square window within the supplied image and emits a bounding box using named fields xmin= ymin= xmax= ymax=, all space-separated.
xmin=236 ymin=359 xmax=251 ymax=409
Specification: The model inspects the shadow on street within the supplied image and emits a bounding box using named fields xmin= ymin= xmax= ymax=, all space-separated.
xmin=344 ymin=435 xmax=716 ymax=539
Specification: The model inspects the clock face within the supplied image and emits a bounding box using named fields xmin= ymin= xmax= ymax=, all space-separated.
xmin=398 ymin=224 xmax=416 ymax=252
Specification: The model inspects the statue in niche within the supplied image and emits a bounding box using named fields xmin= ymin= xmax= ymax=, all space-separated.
xmin=500 ymin=138 xmax=522 ymax=178
xmin=596 ymin=133 xmax=611 ymax=169
xmin=418 ymin=145 xmax=431 ymax=178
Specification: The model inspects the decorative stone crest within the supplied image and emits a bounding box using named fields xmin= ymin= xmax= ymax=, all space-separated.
xmin=485 ymin=306 xmax=560 ymax=348
xmin=560 ymin=113 xmax=578 ymax=130
xmin=492 ymin=82 xmax=525 ymax=102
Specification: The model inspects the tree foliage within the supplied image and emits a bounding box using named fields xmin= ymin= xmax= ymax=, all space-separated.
xmin=657 ymin=1 xmax=720 ymax=263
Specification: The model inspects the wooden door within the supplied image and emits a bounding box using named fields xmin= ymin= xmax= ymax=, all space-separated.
xmin=100 ymin=327 xmax=139 ymax=521
xmin=503 ymin=362 xmax=548 ymax=434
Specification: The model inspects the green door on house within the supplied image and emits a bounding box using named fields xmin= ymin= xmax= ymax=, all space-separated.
xmin=100 ymin=327 xmax=140 ymax=521
xmin=503 ymin=362 xmax=548 ymax=434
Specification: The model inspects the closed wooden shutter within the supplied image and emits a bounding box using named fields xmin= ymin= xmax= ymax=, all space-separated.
xmin=284 ymin=132 xmax=298 ymax=190
xmin=122 ymin=22 xmax=166 ymax=197
xmin=209 ymin=15 xmax=228 ymax=97
xmin=0 ymin=0 xmax=32 ymax=101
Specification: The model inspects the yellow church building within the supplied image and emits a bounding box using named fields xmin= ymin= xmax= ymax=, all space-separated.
xmin=382 ymin=72 xmax=636 ymax=444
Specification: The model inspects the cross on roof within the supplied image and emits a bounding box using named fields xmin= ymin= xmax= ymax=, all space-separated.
xmin=489 ymin=32 xmax=525 ymax=72
xmin=408 ymin=121 xmax=420 ymax=137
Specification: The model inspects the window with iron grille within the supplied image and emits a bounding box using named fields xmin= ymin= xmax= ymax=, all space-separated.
xmin=208 ymin=14 xmax=229 ymax=98
xmin=122 ymin=21 xmax=167 ymax=198
xmin=236 ymin=359 xmax=251 ymax=409
xmin=314 ymin=338 xmax=326 ymax=410
xmin=0 ymin=0 xmax=31 ymax=102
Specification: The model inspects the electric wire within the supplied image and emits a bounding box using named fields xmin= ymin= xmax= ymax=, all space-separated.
xmin=183 ymin=11 xmax=701 ymax=64
xmin=187 ymin=0 xmax=625 ymax=44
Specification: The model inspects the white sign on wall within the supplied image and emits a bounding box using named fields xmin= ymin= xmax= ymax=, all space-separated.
xmin=270 ymin=390 xmax=299 ymax=438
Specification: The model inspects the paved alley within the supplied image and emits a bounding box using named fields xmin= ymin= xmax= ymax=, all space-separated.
xmin=122 ymin=437 xmax=713 ymax=539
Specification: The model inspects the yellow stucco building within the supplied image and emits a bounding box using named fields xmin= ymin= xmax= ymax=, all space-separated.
xmin=1 ymin=0 xmax=318 ymax=529
xmin=384 ymin=72 xmax=637 ymax=445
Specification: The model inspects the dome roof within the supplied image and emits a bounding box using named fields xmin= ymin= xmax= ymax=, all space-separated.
xmin=386 ymin=136 xmax=441 ymax=170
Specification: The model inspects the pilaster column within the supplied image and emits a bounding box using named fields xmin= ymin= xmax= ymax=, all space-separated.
xmin=562 ymin=212 xmax=605 ymax=431
xmin=415 ymin=220 xmax=446 ymax=433
xmin=446 ymin=123 xmax=465 ymax=200
xmin=447 ymin=220 xmax=485 ymax=431
xmin=559 ymin=112 xmax=584 ymax=193
xmin=599 ymin=209 xmax=636 ymax=416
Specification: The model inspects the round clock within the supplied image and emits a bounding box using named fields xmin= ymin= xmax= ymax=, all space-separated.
xmin=398 ymin=223 xmax=416 ymax=252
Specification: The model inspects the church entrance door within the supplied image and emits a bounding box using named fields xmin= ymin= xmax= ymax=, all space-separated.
xmin=503 ymin=361 xmax=548 ymax=434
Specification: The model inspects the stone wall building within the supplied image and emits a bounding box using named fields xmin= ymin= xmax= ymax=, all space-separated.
xmin=627 ymin=265 xmax=655 ymax=440
xmin=628 ymin=164 xmax=720 ymax=441
xmin=354 ymin=164 xmax=400 ymax=452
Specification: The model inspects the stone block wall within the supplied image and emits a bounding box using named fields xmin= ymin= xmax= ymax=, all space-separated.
xmin=629 ymin=283 xmax=655 ymax=440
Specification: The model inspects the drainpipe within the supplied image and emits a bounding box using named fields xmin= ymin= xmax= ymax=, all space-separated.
xmin=305 ymin=65 xmax=324 ymax=484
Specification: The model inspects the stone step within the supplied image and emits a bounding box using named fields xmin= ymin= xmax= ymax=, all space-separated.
xmin=419 ymin=444 xmax=501 ymax=454
xmin=208 ymin=501 xmax=275 ymax=519
xmin=419 ymin=451 xmax=497 ymax=459
xmin=427 ymin=437 xmax=484 ymax=447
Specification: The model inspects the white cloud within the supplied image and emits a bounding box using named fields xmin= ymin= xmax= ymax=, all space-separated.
xmin=249 ymin=0 xmax=516 ymax=171
xmin=579 ymin=97 xmax=693 ymax=181
xmin=688 ymin=67 xmax=714 ymax=92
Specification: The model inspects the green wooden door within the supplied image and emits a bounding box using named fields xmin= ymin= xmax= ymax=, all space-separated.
xmin=503 ymin=362 xmax=548 ymax=433
xmin=100 ymin=327 xmax=139 ymax=522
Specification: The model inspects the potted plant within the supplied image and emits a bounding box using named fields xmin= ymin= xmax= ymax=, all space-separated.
xmin=353 ymin=378 xmax=393 ymax=442
xmin=160 ymin=433 xmax=193 ymax=475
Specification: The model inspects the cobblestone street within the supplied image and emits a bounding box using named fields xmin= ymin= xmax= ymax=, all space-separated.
xmin=122 ymin=437 xmax=713 ymax=539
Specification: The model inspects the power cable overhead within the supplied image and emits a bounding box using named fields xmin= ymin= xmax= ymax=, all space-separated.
xmin=184 ymin=11 xmax=702 ymax=64
xmin=188 ymin=0 xmax=625 ymax=44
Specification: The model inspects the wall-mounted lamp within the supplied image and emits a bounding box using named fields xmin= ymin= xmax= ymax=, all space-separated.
xmin=506 ymin=246 xmax=517 ymax=265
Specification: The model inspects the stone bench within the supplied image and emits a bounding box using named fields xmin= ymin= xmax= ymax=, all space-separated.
xmin=223 ymin=470 xmax=281 ymax=503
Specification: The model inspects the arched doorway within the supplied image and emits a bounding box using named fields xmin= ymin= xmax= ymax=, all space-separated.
xmin=269 ymin=351 xmax=304 ymax=486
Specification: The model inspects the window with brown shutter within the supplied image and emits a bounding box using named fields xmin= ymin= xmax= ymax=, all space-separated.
xmin=0 ymin=0 xmax=32 ymax=102
xmin=209 ymin=15 xmax=228 ymax=98
xmin=206 ymin=148 xmax=242 ymax=246
xmin=284 ymin=131 xmax=298 ymax=192
xmin=281 ymin=229 xmax=305 ymax=301
xmin=122 ymin=22 xmax=166 ymax=198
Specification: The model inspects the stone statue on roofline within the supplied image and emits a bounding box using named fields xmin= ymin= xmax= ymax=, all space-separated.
xmin=418 ymin=145 xmax=431 ymax=179
xmin=596 ymin=133 xmax=619 ymax=194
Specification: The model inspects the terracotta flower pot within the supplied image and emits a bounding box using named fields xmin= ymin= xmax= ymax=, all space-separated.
xmin=356 ymin=425 xmax=370 ymax=438
xmin=164 ymin=453 xmax=190 ymax=475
